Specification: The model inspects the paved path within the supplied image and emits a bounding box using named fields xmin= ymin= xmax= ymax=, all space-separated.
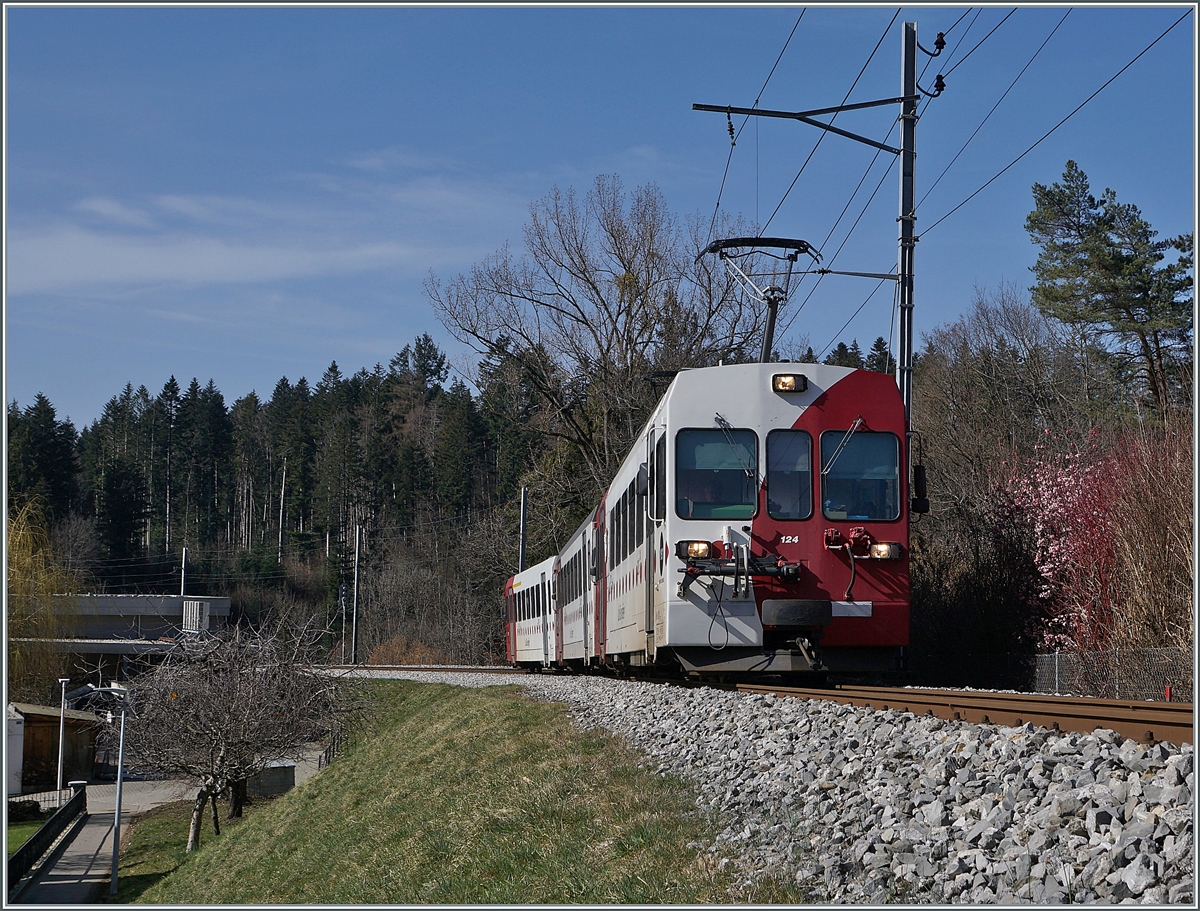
xmin=12 ymin=749 xmax=324 ymax=904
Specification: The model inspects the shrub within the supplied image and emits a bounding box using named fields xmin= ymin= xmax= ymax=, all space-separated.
xmin=8 ymin=799 xmax=43 ymax=822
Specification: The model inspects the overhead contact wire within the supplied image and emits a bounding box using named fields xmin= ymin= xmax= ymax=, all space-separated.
xmin=706 ymin=9 xmax=806 ymax=245
xmin=942 ymin=8 xmax=1017 ymax=78
xmin=760 ymin=7 xmax=900 ymax=235
xmin=924 ymin=8 xmax=1193 ymax=236
xmin=779 ymin=7 xmax=973 ymax=340
xmin=918 ymin=9 xmax=1071 ymax=211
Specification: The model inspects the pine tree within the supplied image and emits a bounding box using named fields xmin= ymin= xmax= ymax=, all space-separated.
xmin=7 ymin=394 xmax=78 ymax=522
xmin=1026 ymin=161 xmax=1193 ymax=415
xmin=823 ymin=341 xmax=863 ymax=369
xmin=866 ymin=336 xmax=896 ymax=374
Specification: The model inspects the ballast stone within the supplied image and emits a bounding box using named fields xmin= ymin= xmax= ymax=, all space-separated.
xmin=370 ymin=670 xmax=1194 ymax=904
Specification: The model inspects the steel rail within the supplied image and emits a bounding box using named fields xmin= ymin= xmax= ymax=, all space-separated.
xmin=734 ymin=683 xmax=1194 ymax=746
xmin=324 ymin=664 xmax=522 ymax=674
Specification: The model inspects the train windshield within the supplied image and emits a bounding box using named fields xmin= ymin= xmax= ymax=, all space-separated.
xmin=767 ymin=430 xmax=813 ymax=519
xmin=676 ymin=428 xmax=757 ymax=519
xmin=820 ymin=431 xmax=900 ymax=521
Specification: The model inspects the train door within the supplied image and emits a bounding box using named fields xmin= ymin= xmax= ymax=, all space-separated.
xmin=593 ymin=498 xmax=608 ymax=662
xmin=583 ymin=537 xmax=592 ymax=662
xmin=540 ymin=573 xmax=550 ymax=666
xmin=554 ymin=566 xmax=564 ymax=665
xmin=647 ymin=429 xmax=667 ymax=650
xmin=643 ymin=430 xmax=657 ymax=657
xmin=505 ymin=583 xmax=516 ymax=664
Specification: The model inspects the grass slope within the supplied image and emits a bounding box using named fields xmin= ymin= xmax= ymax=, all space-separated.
xmin=7 ymin=818 xmax=47 ymax=857
xmin=131 ymin=680 xmax=805 ymax=903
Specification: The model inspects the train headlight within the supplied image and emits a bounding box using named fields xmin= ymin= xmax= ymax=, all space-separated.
xmin=676 ymin=540 xmax=711 ymax=560
xmin=868 ymin=543 xmax=902 ymax=560
xmin=772 ymin=373 xmax=808 ymax=393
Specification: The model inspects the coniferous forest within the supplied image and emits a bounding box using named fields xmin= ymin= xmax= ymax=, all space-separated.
xmin=8 ymin=166 xmax=1193 ymax=698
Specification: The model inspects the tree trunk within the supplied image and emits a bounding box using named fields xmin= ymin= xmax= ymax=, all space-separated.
xmin=187 ymin=787 xmax=208 ymax=852
xmin=227 ymin=778 xmax=246 ymax=819
xmin=210 ymin=789 xmax=221 ymax=836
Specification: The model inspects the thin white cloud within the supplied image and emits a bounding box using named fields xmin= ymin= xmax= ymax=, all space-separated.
xmin=7 ymin=166 xmax=533 ymax=296
xmin=345 ymin=146 xmax=454 ymax=173
xmin=6 ymin=226 xmax=432 ymax=294
xmin=74 ymin=197 xmax=157 ymax=229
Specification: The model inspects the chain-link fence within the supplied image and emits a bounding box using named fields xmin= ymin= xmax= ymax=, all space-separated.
xmin=1034 ymin=648 xmax=1193 ymax=702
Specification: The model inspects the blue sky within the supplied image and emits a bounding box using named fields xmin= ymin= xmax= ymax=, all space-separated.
xmin=4 ymin=4 xmax=1195 ymax=429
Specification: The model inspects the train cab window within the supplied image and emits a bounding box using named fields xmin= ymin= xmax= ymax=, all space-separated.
xmin=675 ymin=428 xmax=758 ymax=519
xmin=820 ymin=430 xmax=900 ymax=521
xmin=766 ymin=430 xmax=813 ymax=520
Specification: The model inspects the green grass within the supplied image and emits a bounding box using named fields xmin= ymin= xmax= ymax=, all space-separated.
xmin=103 ymin=800 xmax=261 ymax=903
xmin=7 ymin=817 xmax=49 ymax=857
xmin=123 ymin=680 xmax=808 ymax=903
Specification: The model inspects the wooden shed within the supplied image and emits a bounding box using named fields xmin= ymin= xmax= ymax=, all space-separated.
xmin=7 ymin=703 xmax=101 ymax=792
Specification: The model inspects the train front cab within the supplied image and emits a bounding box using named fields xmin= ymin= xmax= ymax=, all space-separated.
xmin=651 ymin=363 xmax=912 ymax=678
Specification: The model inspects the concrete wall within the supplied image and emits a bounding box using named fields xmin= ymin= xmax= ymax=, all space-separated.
xmin=249 ymin=762 xmax=296 ymax=797
xmin=7 ymin=709 xmax=25 ymax=797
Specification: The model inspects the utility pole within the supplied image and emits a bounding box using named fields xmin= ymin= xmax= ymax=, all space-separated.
xmin=896 ymin=21 xmax=918 ymax=423
xmin=277 ymin=457 xmax=287 ymax=564
xmin=518 ymin=487 xmax=528 ymax=572
xmin=694 ymin=21 xmax=942 ymax=424
xmin=351 ymin=525 xmax=360 ymax=664
xmin=56 ymin=678 xmax=70 ymax=793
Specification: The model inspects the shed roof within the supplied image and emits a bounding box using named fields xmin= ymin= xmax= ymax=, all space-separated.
xmin=8 ymin=703 xmax=104 ymax=724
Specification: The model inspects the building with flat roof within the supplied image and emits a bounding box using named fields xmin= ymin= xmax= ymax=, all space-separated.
xmin=9 ymin=594 xmax=233 ymax=687
xmin=49 ymin=594 xmax=232 ymax=651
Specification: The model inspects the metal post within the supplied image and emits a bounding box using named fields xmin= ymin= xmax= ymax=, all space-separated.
xmin=351 ymin=525 xmax=360 ymax=665
xmin=518 ymin=487 xmax=528 ymax=572
xmin=110 ymin=702 xmax=126 ymax=896
xmin=896 ymin=21 xmax=918 ymax=424
xmin=56 ymin=678 xmax=70 ymax=794
xmin=180 ymin=546 xmax=187 ymax=596
xmin=759 ymin=287 xmax=784 ymax=363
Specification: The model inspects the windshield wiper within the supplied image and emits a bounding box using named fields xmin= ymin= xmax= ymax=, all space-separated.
xmin=821 ymin=416 xmax=864 ymax=476
xmin=714 ymin=413 xmax=755 ymax=482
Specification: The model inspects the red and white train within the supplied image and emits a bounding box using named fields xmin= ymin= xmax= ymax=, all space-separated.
xmin=503 ymin=360 xmax=923 ymax=678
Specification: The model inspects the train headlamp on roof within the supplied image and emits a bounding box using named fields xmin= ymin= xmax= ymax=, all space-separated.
xmin=772 ymin=373 xmax=808 ymax=393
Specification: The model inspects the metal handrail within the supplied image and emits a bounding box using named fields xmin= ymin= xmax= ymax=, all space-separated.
xmin=7 ymin=784 xmax=87 ymax=892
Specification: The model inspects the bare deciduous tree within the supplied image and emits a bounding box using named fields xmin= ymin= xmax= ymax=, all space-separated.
xmin=427 ymin=175 xmax=772 ymax=494
xmin=99 ymin=625 xmax=360 ymax=851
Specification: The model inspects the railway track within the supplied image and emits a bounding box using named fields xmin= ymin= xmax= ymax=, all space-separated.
xmin=326 ymin=664 xmax=522 ymax=674
xmin=332 ymin=664 xmax=1193 ymax=745
xmin=735 ymin=683 xmax=1194 ymax=746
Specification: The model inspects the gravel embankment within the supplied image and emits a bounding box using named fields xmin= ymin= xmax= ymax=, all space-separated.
xmin=367 ymin=670 xmax=1194 ymax=904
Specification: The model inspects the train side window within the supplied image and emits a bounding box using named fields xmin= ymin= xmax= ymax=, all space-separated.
xmin=675 ymin=428 xmax=758 ymax=519
xmin=608 ymin=508 xmax=615 ymax=568
xmin=639 ymin=482 xmax=648 ymax=542
xmin=615 ymin=495 xmax=624 ymax=565
xmin=819 ymin=430 xmax=901 ymax=521
xmin=766 ymin=430 xmax=813 ymax=520
xmin=627 ymin=480 xmax=637 ymax=555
